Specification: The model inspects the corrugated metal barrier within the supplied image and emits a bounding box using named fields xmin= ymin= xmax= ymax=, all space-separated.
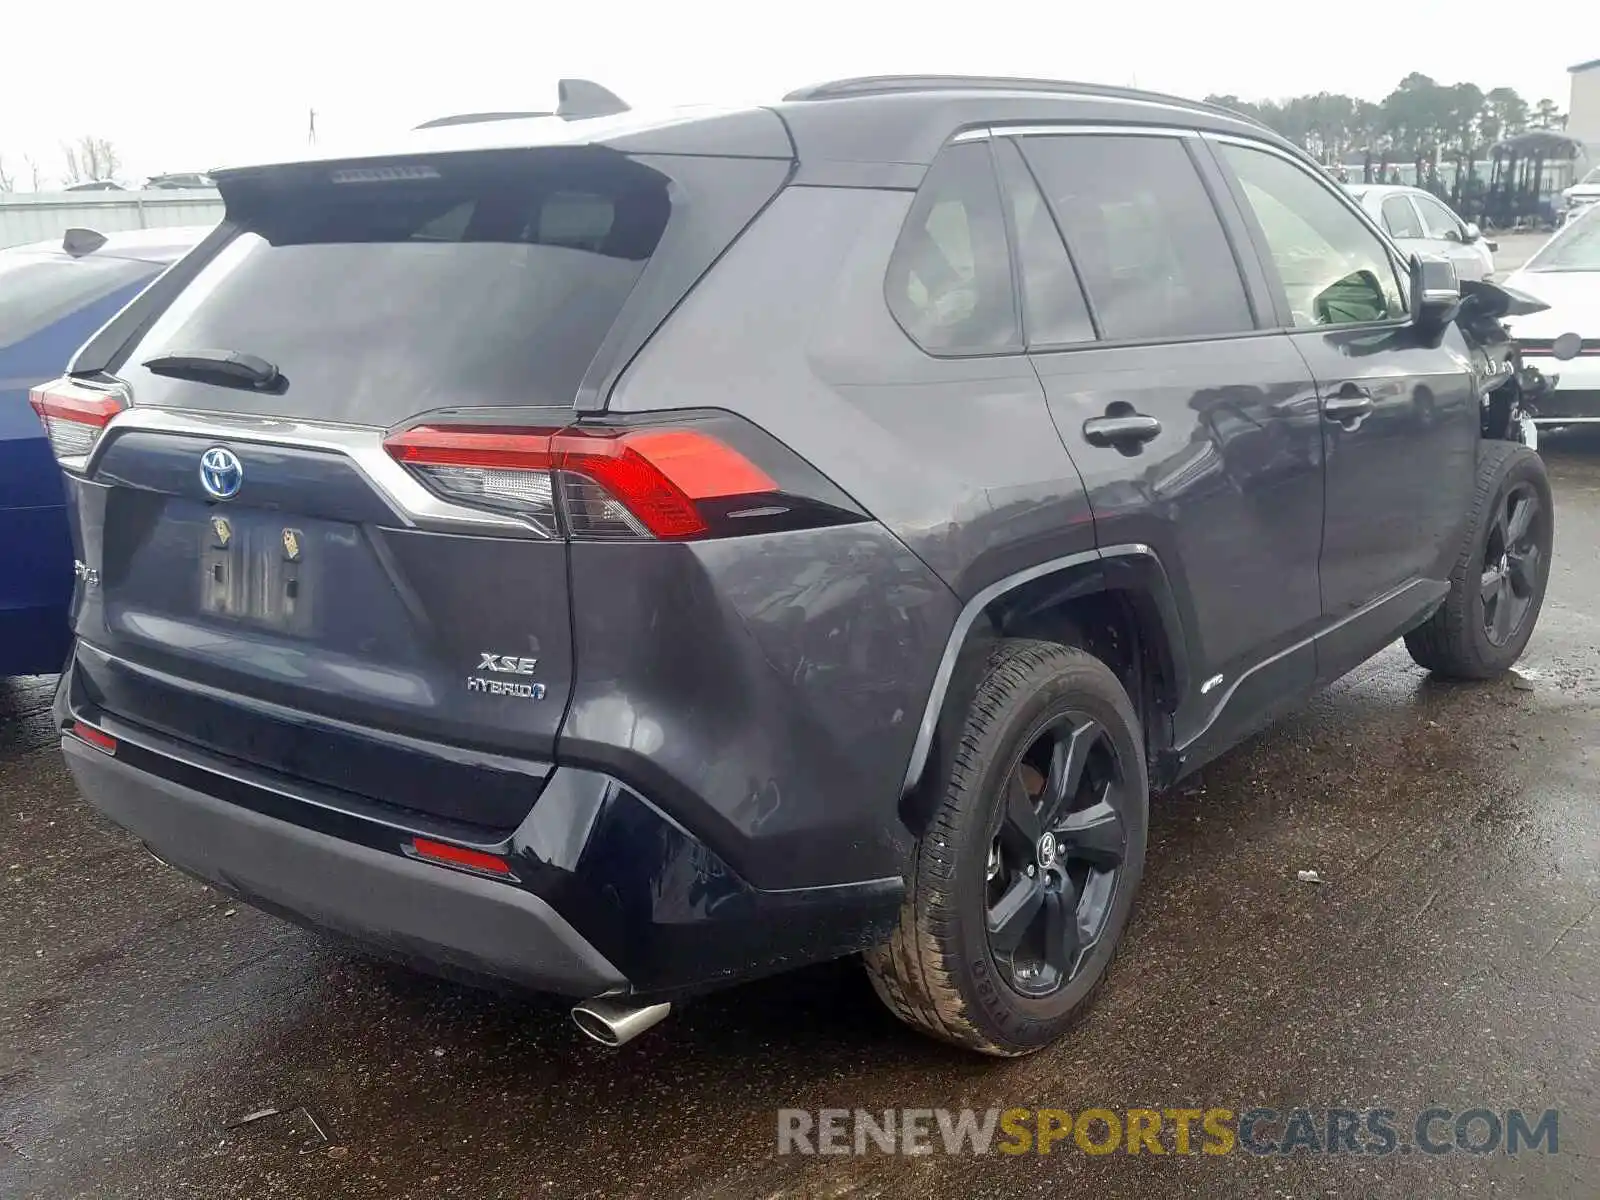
xmin=1 ymin=191 xmax=224 ymax=249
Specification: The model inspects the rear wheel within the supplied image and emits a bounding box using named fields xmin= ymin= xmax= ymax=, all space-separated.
xmin=865 ymin=640 xmax=1148 ymax=1056
xmin=1405 ymin=442 xmax=1553 ymax=679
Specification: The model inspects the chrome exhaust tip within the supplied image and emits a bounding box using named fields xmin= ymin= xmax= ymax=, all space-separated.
xmin=571 ymin=998 xmax=672 ymax=1047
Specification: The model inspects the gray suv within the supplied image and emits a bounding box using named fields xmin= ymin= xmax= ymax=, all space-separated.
xmin=38 ymin=77 xmax=1553 ymax=1055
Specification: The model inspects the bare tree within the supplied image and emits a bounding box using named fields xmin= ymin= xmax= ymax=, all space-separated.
xmin=25 ymin=155 xmax=43 ymax=191
xmin=61 ymin=135 xmax=122 ymax=185
xmin=0 ymin=157 xmax=14 ymax=193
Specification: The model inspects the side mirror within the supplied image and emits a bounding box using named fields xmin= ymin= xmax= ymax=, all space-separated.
xmin=1551 ymin=332 xmax=1584 ymax=362
xmin=1410 ymin=253 xmax=1460 ymax=330
xmin=1462 ymin=222 xmax=1481 ymax=243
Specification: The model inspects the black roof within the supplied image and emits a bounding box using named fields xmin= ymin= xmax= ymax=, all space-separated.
xmin=771 ymin=76 xmax=1282 ymax=166
xmin=222 ymin=76 xmax=1292 ymax=179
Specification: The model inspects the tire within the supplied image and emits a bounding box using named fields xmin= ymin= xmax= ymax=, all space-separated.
xmin=865 ymin=639 xmax=1148 ymax=1056
xmin=1404 ymin=442 xmax=1553 ymax=679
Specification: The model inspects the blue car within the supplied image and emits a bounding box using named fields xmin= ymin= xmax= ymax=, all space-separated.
xmin=0 ymin=226 xmax=206 ymax=675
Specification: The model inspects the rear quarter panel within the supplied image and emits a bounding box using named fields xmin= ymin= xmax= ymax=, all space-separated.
xmin=609 ymin=184 xmax=1096 ymax=600
xmin=599 ymin=184 xmax=1094 ymax=887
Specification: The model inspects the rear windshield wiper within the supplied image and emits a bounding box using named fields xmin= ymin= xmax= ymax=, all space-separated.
xmin=141 ymin=348 xmax=282 ymax=390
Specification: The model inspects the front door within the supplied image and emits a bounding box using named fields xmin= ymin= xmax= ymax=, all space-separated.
xmin=1210 ymin=138 xmax=1479 ymax=680
xmin=1412 ymin=191 xmax=1490 ymax=281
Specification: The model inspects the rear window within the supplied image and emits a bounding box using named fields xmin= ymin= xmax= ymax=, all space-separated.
xmin=117 ymin=151 xmax=671 ymax=424
xmin=0 ymin=252 xmax=157 ymax=351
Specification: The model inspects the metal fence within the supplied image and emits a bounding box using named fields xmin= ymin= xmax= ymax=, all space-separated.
xmin=1 ymin=190 xmax=224 ymax=249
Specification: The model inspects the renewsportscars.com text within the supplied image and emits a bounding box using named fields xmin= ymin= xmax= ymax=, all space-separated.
xmin=777 ymin=1106 xmax=1560 ymax=1157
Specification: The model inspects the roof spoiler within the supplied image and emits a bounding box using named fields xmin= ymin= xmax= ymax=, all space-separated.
xmin=557 ymin=79 xmax=629 ymax=120
xmin=62 ymin=228 xmax=108 ymax=258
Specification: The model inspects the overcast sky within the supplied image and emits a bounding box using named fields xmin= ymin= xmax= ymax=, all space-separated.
xmin=1 ymin=0 xmax=1591 ymax=185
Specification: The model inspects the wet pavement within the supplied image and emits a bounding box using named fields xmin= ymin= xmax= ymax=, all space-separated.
xmin=2 ymin=433 xmax=1597 ymax=1200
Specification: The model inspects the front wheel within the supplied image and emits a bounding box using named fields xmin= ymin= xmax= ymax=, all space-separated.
xmin=864 ymin=640 xmax=1148 ymax=1056
xmin=1404 ymin=442 xmax=1553 ymax=679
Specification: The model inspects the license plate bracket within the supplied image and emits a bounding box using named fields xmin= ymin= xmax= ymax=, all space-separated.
xmin=200 ymin=516 xmax=316 ymax=633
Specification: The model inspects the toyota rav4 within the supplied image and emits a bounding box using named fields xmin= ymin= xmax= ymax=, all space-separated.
xmin=41 ymin=77 xmax=1555 ymax=1055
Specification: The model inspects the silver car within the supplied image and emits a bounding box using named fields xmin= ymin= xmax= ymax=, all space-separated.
xmin=1347 ymin=183 xmax=1497 ymax=280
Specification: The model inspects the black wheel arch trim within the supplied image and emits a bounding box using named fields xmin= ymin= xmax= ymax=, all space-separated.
xmin=899 ymin=543 xmax=1190 ymax=795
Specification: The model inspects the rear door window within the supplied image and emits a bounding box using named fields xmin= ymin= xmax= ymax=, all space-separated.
xmin=991 ymin=139 xmax=1096 ymax=347
xmin=1018 ymin=134 xmax=1255 ymax=342
xmin=885 ymin=141 xmax=1020 ymax=355
xmin=116 ymin=151 xmax=672 ymax=424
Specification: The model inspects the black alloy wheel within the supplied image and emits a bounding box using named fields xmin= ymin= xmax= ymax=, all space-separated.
xmin=983 ymin=712 xmax=1129 ymax=998
xmin=1481 ymin=481 xmax=1543 ymax=648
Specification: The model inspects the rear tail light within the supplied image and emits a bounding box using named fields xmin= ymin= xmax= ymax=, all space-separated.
xmin=29 ymin=378 xmax=124 ymax=471
xmin=385 ymin=417 xmax=861 ymax=541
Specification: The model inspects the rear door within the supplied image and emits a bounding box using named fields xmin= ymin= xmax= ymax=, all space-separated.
xmin=1010 ymin=129 xmax=1327 ymax=754
xmin=1208 ymin=137 xmax=1478 ymax=681
xmin=60 ymin=148 xmax=772 ymax=830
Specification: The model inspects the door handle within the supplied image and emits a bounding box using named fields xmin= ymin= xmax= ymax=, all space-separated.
xmin=1083 ymin=413 xmax=1162 ymax=449
xmin=1323 ymin=386 xmax=1374 ymax=428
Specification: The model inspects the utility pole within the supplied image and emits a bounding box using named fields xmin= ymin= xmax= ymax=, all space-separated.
xmin=308 ymin=108 xmax=318 ymax=145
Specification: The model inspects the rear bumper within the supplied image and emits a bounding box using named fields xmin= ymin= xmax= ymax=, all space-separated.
xmin=57 ymin=685 xmax=904 ymax=999
xmin=63 ymin=735 xmax=627 ymax=997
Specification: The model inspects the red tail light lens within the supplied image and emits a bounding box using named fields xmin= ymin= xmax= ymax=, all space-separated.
xmin=385 ymin=423 xmax=779 ymax=540
xmin=29 ymin=378 xmax=123 ymax=470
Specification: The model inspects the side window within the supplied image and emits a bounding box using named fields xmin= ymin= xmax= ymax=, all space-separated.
xmin=991 ymin=140 xmax=1095 ymax=347
xmin=1381 ymin=195 xmax=1425 ymax=239
xmin=1019 ymin=134 xmax=1254 ymax=341
xmin=1413 ymin=195 xmax=1463 ymax=241
xmin=1218 ymin=142 xmax=1407 ymax=328
xmin=885 ymin=141 xmax=1019 ymax=354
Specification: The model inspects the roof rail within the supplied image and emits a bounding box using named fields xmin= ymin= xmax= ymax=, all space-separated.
xmin=414 ymin=111 xmax=553 ymax=130
xmin=782 ymin=74 xmax=1253 ymax=123
xmin=557 ymin=78 xmax=630 ymax=120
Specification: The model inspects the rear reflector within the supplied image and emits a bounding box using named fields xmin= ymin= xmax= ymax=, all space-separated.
xmin=385 ymin=424 xmax=777 ymax=540
xmin=29 ymin=378 xmax=123 ymax=470
xmin=409 ymin=836 xmax=516 ymax=879
xmin=67 ymin=722 xmax=118 ymax=755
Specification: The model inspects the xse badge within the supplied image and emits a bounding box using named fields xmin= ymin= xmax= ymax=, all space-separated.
xmin=467 ymin=651 xmax=546 ymax=700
